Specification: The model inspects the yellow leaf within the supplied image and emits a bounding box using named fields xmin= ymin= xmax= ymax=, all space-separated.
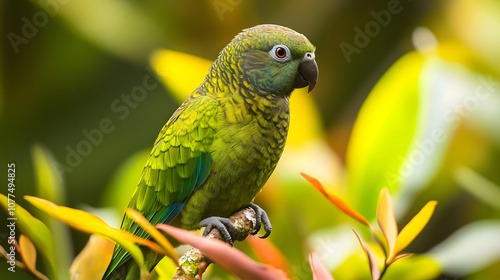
xmin=376 ymin=188 xmax=398 ymax=262
xmin=126 ymin=208 xmax=179 ymax=264
xmin=25 ymin=196 xmax=163 ymax=253
xmin=393 ymin=201 xmax=437 ymax=259
xmin=70 ymin=235 xmax=115 ymax=280
xmin=25 ymin=196 xmax=163 ymax=278
xmin=300 ymin=173 xmax=372 ymax=229
xmin=150 ymin=49 xmax=210 ymax=103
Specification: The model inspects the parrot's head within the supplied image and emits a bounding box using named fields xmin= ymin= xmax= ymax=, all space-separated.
xmin=219 ymin=24 xmax=318 ymax=97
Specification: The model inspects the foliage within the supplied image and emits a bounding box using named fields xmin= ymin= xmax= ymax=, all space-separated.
xmin=3 ymin=1 xmax=500 ymax=279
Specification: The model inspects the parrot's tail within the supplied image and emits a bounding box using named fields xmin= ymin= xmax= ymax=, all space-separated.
xmin=102 ymin=246 xmax=163 ymax=280
xmin=102 ymin=257 xmax=138 ymax=280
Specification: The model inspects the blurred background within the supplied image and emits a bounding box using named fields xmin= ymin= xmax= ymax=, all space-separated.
xmin=2 ymin=0 xmax=500 ymax=279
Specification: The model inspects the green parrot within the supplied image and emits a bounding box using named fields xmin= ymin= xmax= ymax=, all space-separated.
xmin=103 ymin=24 xmax=318 ymax=279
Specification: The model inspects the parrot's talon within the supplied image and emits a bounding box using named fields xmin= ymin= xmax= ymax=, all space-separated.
xmin=199 ymin=216 xmax=238 ymax=245
xmin=247 ymin=203 xmax=272 ymax=239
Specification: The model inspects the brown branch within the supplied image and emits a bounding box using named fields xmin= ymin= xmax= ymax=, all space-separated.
xmin=171 ymin=207 xmax=258 ymax=280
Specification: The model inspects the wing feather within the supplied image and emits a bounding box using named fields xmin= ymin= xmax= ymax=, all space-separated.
xmin=104 ymin=95 xmax=218 ymax=278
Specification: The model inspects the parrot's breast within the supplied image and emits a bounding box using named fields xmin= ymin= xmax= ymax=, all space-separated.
xmin=180 ymin=95 xmax=289 ymax=229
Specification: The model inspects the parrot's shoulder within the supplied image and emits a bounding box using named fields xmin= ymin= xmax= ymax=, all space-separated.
xmin=153 ymin=95 xmax=220 ymax=153
xmin=155 ymin=95 xmax=220 ymax=143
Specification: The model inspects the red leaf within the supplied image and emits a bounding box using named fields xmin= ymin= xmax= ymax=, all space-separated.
xmin=156 ymin=224 xmax=288 ymax=280
xmin=309 ymin=253 xmax=334 ymax=280
xmin=353 ymin=229 xmax=381 ymax=280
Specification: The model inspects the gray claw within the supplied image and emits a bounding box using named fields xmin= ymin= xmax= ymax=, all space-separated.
xmin=199 ymin=216 xmax=238 ymax=245
xmin=248 ymin=203 xmax=272 ymax=239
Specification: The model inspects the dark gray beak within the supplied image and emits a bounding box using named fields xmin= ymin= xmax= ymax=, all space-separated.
xmin=293 ymin=52 xmax=318 ymax=93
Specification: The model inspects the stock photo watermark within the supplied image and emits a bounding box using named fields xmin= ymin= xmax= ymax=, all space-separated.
xmin=385 ymin=75 xmax=499 ymax=185
xmin=339 ymin=0 xmax=409 ymax=64
xmin=6 ymin=163 xmax=17 ymax=272
xmin=213 ymin=0 xmax=242 ymax=21
xmin=53 ymin=67 xmax=161 ymax=179
xmin=7 ymin=0 xmax=70 ymax=54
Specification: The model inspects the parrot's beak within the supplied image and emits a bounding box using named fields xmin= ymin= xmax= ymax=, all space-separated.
xmin=293 ymin=52 xmax=318 ymax=93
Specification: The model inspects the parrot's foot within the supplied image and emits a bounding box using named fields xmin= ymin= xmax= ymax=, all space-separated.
xmin=248 ymin=203 xmax=272 ymax=239
xmin=200 ymin=216 xmax=239 ymax=245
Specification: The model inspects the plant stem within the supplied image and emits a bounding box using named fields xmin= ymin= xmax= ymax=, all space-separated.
xmin=171 ymin=207 xmax=258 ymax=280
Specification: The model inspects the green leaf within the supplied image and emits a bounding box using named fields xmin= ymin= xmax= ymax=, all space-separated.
xmin=50 ymin=0 xmax=165 ymax=62
xmin=346 ymin=51 xmax=425 ymax=219
xmin=382 ymin=255 xmax=440 ymax=280
xmin=0 ymin=194 xmax=57 ymax=276
xmin=32 ymin=144 xmax=65 ymax=204
xmin=101 ymin=149 xmax=150 ymax=216
xmin=31 ymin=144 xmax=72 ymax=280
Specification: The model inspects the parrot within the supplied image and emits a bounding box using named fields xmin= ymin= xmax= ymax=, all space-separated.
xmin=103 ymin=24 xmax=318 ymax=279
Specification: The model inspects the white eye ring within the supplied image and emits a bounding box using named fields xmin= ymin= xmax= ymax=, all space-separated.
xmin=269 ymin=45 xmax=291 ymax=62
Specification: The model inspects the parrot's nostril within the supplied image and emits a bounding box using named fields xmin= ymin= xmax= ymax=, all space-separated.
xmin=303 ymin=52 xmax=315 ymax=62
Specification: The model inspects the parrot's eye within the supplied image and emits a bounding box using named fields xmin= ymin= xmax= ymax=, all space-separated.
xmin=269 ymin=45 xmax=291 ymax=62
xmin=276 ymin=47 xmax=286 ymax=58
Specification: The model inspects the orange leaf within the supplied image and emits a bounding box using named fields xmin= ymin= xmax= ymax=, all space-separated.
xmin=19 ymin=235 xmax=37 ymax=273
xmin=309 ymin=253 xmax=335 ymax=280
xmin=19 ymin=235 xmax=49 ymax=280
xmin=300 ymin=173 xmax=372 ymax=228
xmin=70 ymin=235 xmax=115 ymax=280
xmin=353 ymin=229 xmax=381 ymax=280
xmin=247 ymin=237 xmax=289 ymax=273
xmin=393 ymin=201 xmax=437 ymax=259
xmin=377 ymin=188 xmax=398 ymax=262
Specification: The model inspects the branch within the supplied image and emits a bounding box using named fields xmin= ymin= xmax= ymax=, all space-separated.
xmin=171 ymin=207 xmax=258 ymax=280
